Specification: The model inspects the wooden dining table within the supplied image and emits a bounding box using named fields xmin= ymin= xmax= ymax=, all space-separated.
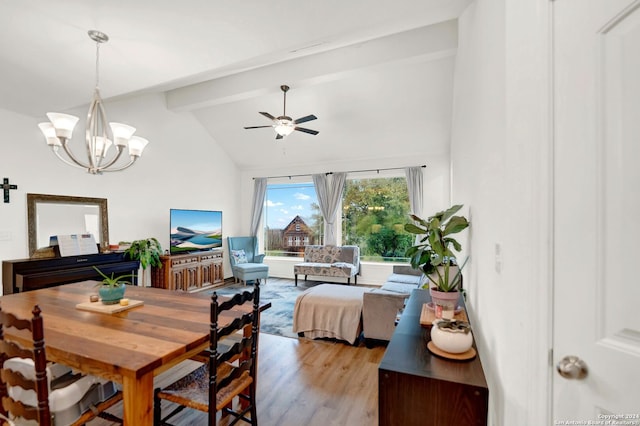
xmin=0 ymin=281 xmax=269 ymax=425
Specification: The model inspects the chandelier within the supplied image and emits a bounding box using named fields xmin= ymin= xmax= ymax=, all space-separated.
xmin=38 ymin=30 xmax=149 ymax=174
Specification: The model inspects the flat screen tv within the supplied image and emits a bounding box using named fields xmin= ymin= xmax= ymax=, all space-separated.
xmin=170 ymin=209 xmax=222 ymax=255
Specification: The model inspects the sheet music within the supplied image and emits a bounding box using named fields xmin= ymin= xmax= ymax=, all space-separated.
xmin=56 ymin=234 xmax=99 ymax=257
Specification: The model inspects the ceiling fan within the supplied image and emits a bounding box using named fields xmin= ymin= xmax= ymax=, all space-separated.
xmin=244 ymin=85 xmax=319 ymax=139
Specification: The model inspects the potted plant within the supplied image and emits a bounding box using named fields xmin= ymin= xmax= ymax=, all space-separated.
xmin=125 ymin=238 xmax=163 ymax=287
xmin=93 ymin=266 xmax=133 ymax=305
xmin=404 ymin=204 xmax=470 ymax=316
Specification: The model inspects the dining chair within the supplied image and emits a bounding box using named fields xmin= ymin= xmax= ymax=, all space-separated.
xmin=0 ymin=303 xmax=123 ymax=426
xmin=154 ymin=282 xmax=260 ymax=426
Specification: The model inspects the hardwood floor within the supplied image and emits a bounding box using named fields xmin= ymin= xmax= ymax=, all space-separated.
xmin=88 ymin=333 xmax=387 ymax=425
xmin=257 ymin=334 xmax=385 ymax=425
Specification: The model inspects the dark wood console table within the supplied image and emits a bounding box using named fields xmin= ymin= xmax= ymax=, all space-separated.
xmin=378 ymin=288 xmax=488 ymax=425
xmin=2 ymin=252 xmax=140 ymax=294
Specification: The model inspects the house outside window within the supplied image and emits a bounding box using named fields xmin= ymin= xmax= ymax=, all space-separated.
xmin=264 ymin=182 xmax=323 ymax=256
xmin=264 ymin=176 xmax=411 ymax=262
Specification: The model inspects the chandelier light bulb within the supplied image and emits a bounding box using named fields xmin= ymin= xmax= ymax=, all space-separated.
xmin=46 ymin=113 xmax=79 ymax=139
xmin=128 ymin=136 xmax=149 ymax=157
xmin=93 ymin=136 xmax=113 ymax=159
xmin=37 ymin=122 xmax=61 ymax=146
xmin=109 ymin=122 xmax=136 ymax=147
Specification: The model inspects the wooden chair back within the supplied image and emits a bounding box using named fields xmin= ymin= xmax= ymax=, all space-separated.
xmin=209 ymin=283 xmax=260 ymax=424
xmin=0 ymin=303 xmax=51 ymax=426
xmin=154 ymin=281 xmax=261 ymax=425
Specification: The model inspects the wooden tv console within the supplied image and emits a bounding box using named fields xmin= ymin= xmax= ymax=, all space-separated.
xmin=151 ymin=250 xmax=224 ymax=291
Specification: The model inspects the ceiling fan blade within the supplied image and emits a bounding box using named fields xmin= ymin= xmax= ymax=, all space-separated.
xmin=259 ymin=111 xmax=276 ymax=121
xmin=275 ymin=133 xmax=284 ymax=140
xmin=244 ymin=125 xmax=273 ymax=129
xmin=294 ymin=114 xmax=317 ymax=125
xmin=295 ymin=127 xmax=319 ymax=135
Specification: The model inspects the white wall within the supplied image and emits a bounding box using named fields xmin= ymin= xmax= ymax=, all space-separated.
xmin=0 ymin=94 xmax=241 ymax=293
xmin=451 ymin=0 xmax=551 ymax=425
xmin=0 ymin=92 xmax=451 ymax=291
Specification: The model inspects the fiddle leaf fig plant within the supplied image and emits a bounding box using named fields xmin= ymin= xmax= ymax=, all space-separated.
xmin=404 ymin=204 xmax=470 ymax=292
xmin=125 ymin=238 xmax=163 ymax=270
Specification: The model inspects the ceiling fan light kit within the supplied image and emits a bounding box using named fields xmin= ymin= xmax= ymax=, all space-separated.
xmin=275 ymin=119 xmax=295 ymax=137
xmin=244 ymin=85 xmax=319 ymax=139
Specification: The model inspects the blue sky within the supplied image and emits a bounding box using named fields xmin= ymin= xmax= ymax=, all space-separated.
xmin=170 ymin=209 xmax=222 ymax=232
xmin=265 ymin=182 xmax=318 ymax=229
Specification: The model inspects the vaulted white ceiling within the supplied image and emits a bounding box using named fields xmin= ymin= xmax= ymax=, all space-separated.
xmin=0 ymin=0 xmax=472 ymax=170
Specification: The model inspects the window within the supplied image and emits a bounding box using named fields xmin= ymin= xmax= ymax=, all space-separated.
xmin=264 ymin=177 xmax=411 ymax=262
xmin=264 ymin=182 xmax=323 ymax=257
xmin=342 ymin=177 xmax=412 ymax=262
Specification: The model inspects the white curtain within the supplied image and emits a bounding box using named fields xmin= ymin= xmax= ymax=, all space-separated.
xmin=312 ymin=172 xmax=346 ymax=245
xmin=405 ymin=166 xmax=424 ymax=218
xmin=405 ymin=166 xmax=424 ymax=245
xmin=250 ymin=178 xmax=267 ymax=237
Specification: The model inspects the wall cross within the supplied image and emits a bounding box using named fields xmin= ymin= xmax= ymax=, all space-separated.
xmin=2 ymin=177 xmax=18 ymax=203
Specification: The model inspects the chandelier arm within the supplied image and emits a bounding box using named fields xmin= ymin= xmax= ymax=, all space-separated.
xmin=59 ymin=138 xmax=91 ymax=169
xmin=99 ymin=156 xmax=138 ymax=173
xmin=96 ymin=145 xmax=126 ymax=170
xmin=51 ymin=146 xmax=88 ymax=170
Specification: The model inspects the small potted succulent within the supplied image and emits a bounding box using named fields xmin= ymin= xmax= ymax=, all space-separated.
xmin=93 ymin=266 xmax=133 ymax=305
xmin=404 ymin=204 xmax=470 ymax=316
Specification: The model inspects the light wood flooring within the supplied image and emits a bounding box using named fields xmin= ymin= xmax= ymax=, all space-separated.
xmin=89 ymin=329 xmax=387 ymax=425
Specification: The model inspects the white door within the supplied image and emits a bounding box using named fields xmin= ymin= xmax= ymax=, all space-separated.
xmin=553 ymin=0 xmax=640 ymax=421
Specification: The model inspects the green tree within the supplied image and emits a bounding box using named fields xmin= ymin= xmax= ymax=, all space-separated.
xmin=342 ymin=177 xmax=411 ymax=260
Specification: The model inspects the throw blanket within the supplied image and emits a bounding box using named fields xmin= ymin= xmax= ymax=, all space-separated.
xmin=292 ymin=284 xmax=372 ymax=344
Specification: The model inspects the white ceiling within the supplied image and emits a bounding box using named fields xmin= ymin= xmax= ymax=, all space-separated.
xmin=0 ymin=0 xmax=472 ymax=170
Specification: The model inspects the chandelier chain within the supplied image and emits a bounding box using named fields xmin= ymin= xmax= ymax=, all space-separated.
xmin=95 ymin=41 xmax=100 ymax=89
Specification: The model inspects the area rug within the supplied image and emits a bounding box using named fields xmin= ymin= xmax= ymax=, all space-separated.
xmin=211 ymin=278 xmax=322 ymax=339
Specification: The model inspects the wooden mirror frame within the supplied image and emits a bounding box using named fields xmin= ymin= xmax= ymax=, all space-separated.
xmin=27 ymin=193 xmax=109 ymax=257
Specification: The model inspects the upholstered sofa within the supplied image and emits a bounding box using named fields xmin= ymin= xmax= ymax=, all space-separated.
xmin=362 ymin=265 xmax=424 ymax=344
xmin=293 ymin=245 xmax=360 ymax=286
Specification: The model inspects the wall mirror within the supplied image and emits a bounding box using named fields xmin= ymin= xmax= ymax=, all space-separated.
xmin=27 ymin=193 xmax=109 ymax=257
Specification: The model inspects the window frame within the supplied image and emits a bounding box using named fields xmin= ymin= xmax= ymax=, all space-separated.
xmin=262 ymin=170 xmax=411 ymax=262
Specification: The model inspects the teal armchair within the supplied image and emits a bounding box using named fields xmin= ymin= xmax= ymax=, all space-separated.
xmin=227 ymin=236 xmax=269 ymax=285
